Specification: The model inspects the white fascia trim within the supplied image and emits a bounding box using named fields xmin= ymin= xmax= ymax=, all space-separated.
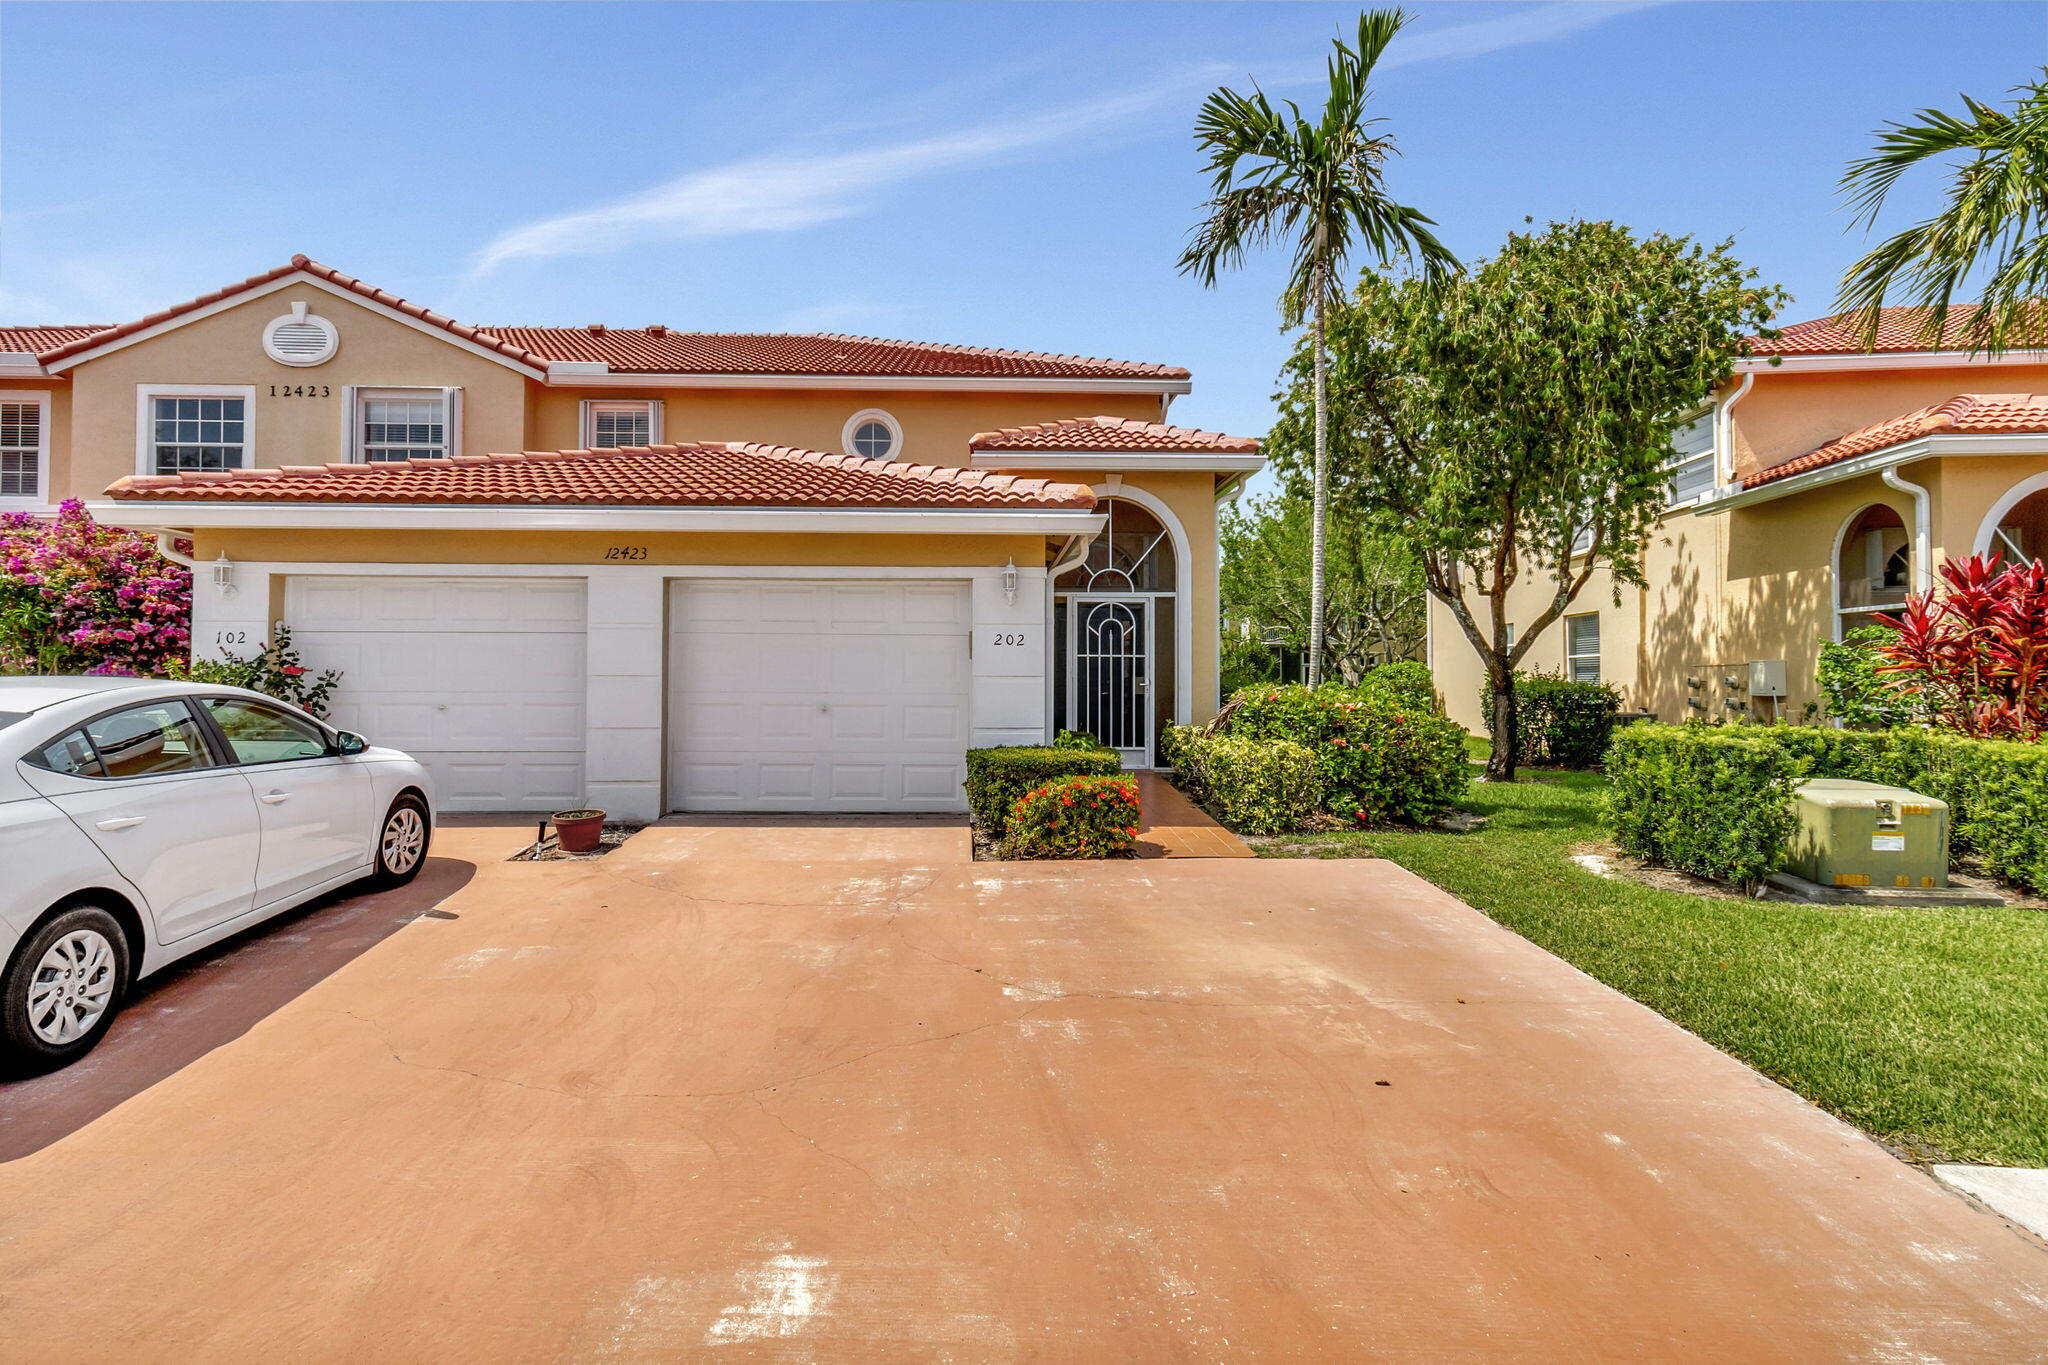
xmin=87 ymin=501 xmax=1105 ymax=537
xmin=1691 ymin=432 xmax=2048 ymax=513
xmin=545 ymin=370 xmax=1192 ymax=395
xmin=968 ymin=452 xmax=1264 ymax=473
xmin=0 ymin=354 xmax=46 ymax=377
xmin=47 ymin=272 xmax=549 ymax=380
xmin=1737 ymin=349 xmax=2048 ymax=374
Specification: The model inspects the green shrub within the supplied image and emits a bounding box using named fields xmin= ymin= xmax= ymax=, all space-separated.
xmin=1815 ymin=625 xmax=1920 ymax=728
xmin=1604 ymin=725 xmax=1800 ymax=890
xmin=999 ymin=775 xmax=1141 ymax=859
xmin=170 ymin=626 xmax=343 ymax=717
xmin=1494 ymin=672 xmax=1623 ymax=768
xmin=1358 ymin=660 xmax=1440 ymax=713
xmin=1157 ymin=723 xmax=1203 ymax=778
xmin=1052 ymin=728 xmax=1104 ymax=750
xmin=1177 ymin=732 xmax=1320 ymax=834
xmin=1226 ymin=683 xmax=1468 ymax=825
xmin=964 ymin=745 xmax=1121 ymax=838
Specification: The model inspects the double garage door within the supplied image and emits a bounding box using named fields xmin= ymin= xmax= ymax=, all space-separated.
xmin=287 ymin=575 xmax=970 ymax=813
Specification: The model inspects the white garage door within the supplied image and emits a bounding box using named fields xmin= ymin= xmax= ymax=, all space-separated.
xmin=286 ymin=576 xmax=586 ymax=812
xmin=668 ymin=580 xmax=970 ymax=812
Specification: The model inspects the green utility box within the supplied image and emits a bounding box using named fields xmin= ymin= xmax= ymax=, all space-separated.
xmin=1786 ymin=778 xmax=1950 ymax=890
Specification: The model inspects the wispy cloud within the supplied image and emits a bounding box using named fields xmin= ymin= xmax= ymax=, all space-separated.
xmin=472 ymin=1 xmax=1666 ymax=277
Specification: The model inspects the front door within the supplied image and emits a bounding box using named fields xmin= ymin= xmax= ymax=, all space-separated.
xmin=1066 ymin=597 xmax=1153 ymax=767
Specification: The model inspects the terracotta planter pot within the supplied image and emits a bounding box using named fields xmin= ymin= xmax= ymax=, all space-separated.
xmin=552 ymin=809 xmax=606 ymax=853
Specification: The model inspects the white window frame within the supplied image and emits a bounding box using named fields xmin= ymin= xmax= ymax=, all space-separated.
xmin=1663 ymin=409 xmax=1717 ymax=509
xmin=0 ymin=390 xmax=51 ymax=508
xmin=580 ymin=398 xmax=663 ymax=449
xmin=842 ymin=408 xmax=903 ymax=462
xmin=346 ymin=386 xmax=463 ymax=463
xmin=1565 ymin=612 xmax=1601 ymax=683
xmin=135 ymin=384 xmax=255 ymax=477
xmin=1831 ymin=504 xmax=1913 ymax=641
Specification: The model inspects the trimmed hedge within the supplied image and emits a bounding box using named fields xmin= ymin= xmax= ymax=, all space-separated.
xmin=1500 ymin=673 xmax=1623 ymax=768
xmin=1227 ymin=683 xmax=1468 ymax=825
xmin=1605 ymin=726 xmax=1800 ymax=890
xmin=1605 ymin=722 xmax=2048 ymax=894
xmin=1358 ymin=660 xmax=1441 ymax=713
xmin=999 ymin=775 xmax=1141 ymax=859
xmin=965 ymin=745 xmax=1121 ymax=838
xmin=1176 ymin=732 xmax=1320 ymax=834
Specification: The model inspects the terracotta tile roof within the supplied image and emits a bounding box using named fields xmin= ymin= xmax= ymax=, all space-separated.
xmin=969 ymin=415 xmax=1258 ymax=453
xmin=105 ymin=442 xmax=1098 ymax=510
xmin=1748 ymin=306 xmax=2048 ymax=356
xmin=33 ymin=256 xmax=550 ymax=371
xmin=1745 ymin=394 xmax=2048 ymax=488
xmin=480 ymin=327 xmax=1188 ymax=380
xmin=0 ymin=325 xmax=111 ymax=354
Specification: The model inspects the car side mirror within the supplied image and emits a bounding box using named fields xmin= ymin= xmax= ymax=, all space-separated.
xmin=330 ymin=730 xmax=369 ymax=757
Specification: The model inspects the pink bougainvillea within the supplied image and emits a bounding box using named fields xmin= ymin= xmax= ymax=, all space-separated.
xmin=0 ymin=500 xmax=192 ymax=677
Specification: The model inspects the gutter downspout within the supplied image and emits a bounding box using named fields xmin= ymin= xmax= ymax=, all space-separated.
xmin=1715 ymin=370 xmax=1756 ymax=489
xmin=1882 ymin=464 xmax=1934 ymax=593
xmin=153 ymin=531 xmax=198 ymax=570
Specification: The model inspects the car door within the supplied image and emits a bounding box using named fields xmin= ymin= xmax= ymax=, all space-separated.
xmin=20 ymin=699 xmax=261 ymax=944
xmin=199 ymin=695 xmax=374 ymax=906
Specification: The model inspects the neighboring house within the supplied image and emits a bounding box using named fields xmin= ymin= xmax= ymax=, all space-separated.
xmin=1428 ymin=307 xmax=2048 ymax=732
xmin=0 ymin=256 xmax=1261 ymax=817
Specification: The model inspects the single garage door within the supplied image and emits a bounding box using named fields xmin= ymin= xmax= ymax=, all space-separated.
xmin=286 ymin=576 xmax=586 ymax=811
xmin=668 ymin=580 xmax=970 ymax=812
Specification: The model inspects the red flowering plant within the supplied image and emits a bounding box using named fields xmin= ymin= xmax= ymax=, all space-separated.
xmin=1878 ymin=554 xmax=2048 ymax=740
xmin=174 ymin=626 xmax=343 ymax=717
xmin=0 ymin=499 xmax=192 ymax=676
xmin=998 ymin=775 xmax=1142 ymax=859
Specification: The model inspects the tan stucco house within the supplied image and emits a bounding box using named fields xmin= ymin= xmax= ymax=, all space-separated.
xmin=1428 ymin=307 xmax=2048 ymax=734
xmin=0 ymin=256 xmax=1261 ymax=818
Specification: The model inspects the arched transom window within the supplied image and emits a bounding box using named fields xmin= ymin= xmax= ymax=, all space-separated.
xmin=1056 ymin=497 xmax=1176 ymax=593
xmin=1835 ymin=503 xmax=1910 ymax=639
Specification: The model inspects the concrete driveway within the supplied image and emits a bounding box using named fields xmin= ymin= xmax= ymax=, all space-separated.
xmin=0 ymin=818 xmax=2043 ymax=1361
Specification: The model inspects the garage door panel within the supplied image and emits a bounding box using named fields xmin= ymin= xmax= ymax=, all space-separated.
xmin=287 ymin=575 xmax=586 ymax=812
xmin=668 ymin=579 xmax=971 ymax=813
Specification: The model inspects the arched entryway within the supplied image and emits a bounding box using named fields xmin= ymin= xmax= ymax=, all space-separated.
xmin=1834 ymin=503 xmax=1912 ymax=639
xmin=1053 ymin=495 xmax=1181 ymax=766
xmin=1975 ymin=473 xmax=2048 ymax=565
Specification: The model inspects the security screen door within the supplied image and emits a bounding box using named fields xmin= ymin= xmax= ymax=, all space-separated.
xmin=1066 ymin=596 xmax=1153 ymax=767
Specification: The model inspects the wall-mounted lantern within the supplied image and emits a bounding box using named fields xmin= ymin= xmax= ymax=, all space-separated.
xmin=1002 ymin=556 xmax=1019 ymax=606
xmin=212 ymin=551 xmax=237 ymax=597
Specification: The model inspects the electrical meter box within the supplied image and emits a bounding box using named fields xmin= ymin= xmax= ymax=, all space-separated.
xmin=1749 ymin=659 xmax=1788 ymax=697
xmin=1786 ymin=778 xmax=1949 ymax=889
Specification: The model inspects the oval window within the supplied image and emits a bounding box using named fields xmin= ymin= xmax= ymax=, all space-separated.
xmin=843 ymin=410 xmax=901 ymax=461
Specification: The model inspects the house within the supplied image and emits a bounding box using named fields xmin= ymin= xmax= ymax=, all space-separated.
xmin=1427 ymin=308 xmax=2048 ymax=732
xmin=0 ymin=257 xmax=1261 ymax=818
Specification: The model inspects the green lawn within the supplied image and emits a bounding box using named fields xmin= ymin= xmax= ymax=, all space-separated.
xmin=1253 ymin=751 xmax=2048 ymax=1167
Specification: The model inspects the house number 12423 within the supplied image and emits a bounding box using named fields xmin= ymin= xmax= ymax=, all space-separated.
xmin=603 ymin=546 xmax=649 ymax=561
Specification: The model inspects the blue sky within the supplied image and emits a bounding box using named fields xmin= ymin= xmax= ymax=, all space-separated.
xmin=3 ymin=0 xmax=2044 ymax=451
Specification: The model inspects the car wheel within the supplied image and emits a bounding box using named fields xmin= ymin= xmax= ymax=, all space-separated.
xmin=367 ymin=793 xmax=431 ymax=888
xmin=0 ymin=905 xmax=131 ymax=1074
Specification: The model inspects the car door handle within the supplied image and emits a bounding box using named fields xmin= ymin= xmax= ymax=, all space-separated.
xmin=260 ymin=791 xmax=292 ymax=804
xmin=95 ymin=816 xmax=146 ymax=831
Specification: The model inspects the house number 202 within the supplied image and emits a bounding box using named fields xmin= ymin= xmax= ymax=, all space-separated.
xmin=989 ymin=632 xmax=1026 ymax=647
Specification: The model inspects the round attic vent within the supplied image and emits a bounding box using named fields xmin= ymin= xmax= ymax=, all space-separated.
xmin=262 ymin=302 xmax=338 ymax=366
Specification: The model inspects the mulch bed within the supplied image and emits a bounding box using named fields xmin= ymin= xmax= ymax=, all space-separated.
xmin=509 ymin=823 xmax=645 ymax=862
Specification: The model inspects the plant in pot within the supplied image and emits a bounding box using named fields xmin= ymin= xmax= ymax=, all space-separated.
xmin=552 ymin=809 xmax=606 ymax=853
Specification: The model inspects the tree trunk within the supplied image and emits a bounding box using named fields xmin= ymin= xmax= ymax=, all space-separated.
xmin=1484 ymin=660 xmax=1519 ymax=782
xmin=1307 ymin=278 xmax=1330 ymax=690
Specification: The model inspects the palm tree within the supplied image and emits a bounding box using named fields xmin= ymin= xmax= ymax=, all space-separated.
xmin=1179 ymin=8 xmax=1454 ymax=689
xmin=1838 ymin=73 xmax=2048 ymax=353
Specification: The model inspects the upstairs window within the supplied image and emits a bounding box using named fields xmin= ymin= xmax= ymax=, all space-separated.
xmin=1665 ymin=411 xmax=1717 ymax=506
xmin=357 ymin=388 xmax=449 ymax=462
xmin=151 ymin=394 xmax=246 ymax=474
xmin=581 ymin=399 xmax=662 ymax=449
xmin=0 ymin=396 xmax=45 ymax=501
xmin=843 ymin=409 xmax=902 ymax=461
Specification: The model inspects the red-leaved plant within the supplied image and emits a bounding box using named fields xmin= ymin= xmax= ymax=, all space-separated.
xmin=1878 ymin=554 xmax=2048 ymax=740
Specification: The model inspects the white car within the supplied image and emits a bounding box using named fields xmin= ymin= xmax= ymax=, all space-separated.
xmin=0 ymin=677 xmax=433 ymax=1072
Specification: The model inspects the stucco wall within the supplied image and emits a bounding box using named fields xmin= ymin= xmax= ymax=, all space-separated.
xmin=1730 ymin=361 xmax=2048 ymax=475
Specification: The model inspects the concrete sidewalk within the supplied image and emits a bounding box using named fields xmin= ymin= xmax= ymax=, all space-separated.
xmin=0 ymin=818 xmax=2041 ymax=1360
